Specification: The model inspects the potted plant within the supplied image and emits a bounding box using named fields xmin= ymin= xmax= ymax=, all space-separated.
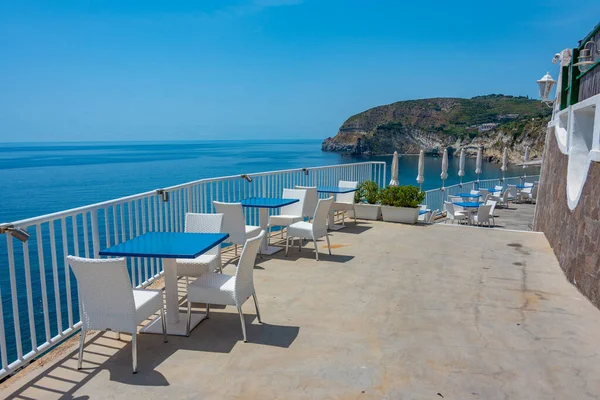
xmin=353 ymin=181 xmax=381 ymax=220
xmin=379 ymin=185 xmax=425 ymax=224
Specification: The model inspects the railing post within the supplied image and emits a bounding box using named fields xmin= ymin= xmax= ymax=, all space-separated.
xmin=91 ymin=209 xmax=100 ymax=258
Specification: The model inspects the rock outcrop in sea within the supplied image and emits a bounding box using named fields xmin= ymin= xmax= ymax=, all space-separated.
xmin=322 ymin=95 xmax=551 ymax=163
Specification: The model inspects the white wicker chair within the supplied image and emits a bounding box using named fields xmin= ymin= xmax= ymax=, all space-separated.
xmin=286 ymin=197 xmax=333 ymax=261
xmin=448 ymin=196 xmax=464 ymax=212
xmin=186 ymin=231 xmax=265 ymax=341
xmin=485 ymin=199 xmax=497 ymax=226
xmin=507 ymin=184 xmax=518 ymax=202
xmin=529 ymin=184 xmax=539 ymax=203
xmin=214 ymin=201 xmax=262 ymax=256
xmin=268 ymin=188 xmax=306 ymax=244
xmin=177 ymin=213 xmax=224 ymax=280
xmin=428 ymin=209 xmax=440 ymax=223
xmin=473 ymin=204 xmax=492 ymax=226
xmin=444 ymin=201 xmax=469 ymax=224
xmin=295 ymin=186 xmax=318 ymax=221
xmin=495 ymin=189 xmax=511 ymax=208
xmin=332 ymin=181 xmax=358 ymax=226
xmin=67 ymin=256 xmax=166 ymax=374
xmin=478 ymin=189 xmax=490 ymax=202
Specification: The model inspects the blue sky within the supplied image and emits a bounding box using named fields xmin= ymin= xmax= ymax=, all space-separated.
xmin=0 ymin=0 xmax=598 ymax=142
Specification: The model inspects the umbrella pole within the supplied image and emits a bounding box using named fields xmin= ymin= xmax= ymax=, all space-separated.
xmin=441 ymin=179 xmax=445 ymax=202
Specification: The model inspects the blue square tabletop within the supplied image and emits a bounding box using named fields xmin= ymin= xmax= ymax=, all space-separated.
xmin=453 ymin=201 xmax=481 ymax=208
xmin=99 ymin=232 xmax=229 ymax=259
xmin=454 ymin=192 xmax=481 ymax=198
xmin=317 ymin=186 xmax=358 ymax=194
xmin=516 ymin=185 xmax=531 ymax=189
xmin=240 ymin=197 xmax=299 ymax=209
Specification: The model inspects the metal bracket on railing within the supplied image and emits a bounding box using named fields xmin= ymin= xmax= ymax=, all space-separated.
xmin=156 ymin=189 xmax=169 ymax=202
xmin=240 ymin=174 xmax=252 ymax=183
xmin=0 ymin=224 xmax=30 ymax=242
xmin=302 ymin=168 xmax=309 ymax=176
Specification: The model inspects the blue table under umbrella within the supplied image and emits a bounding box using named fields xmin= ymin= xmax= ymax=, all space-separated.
xmin=452 ymin=201 xmax=480 ymax=225
xmin=100 ymin=231 xmax=229 ymax=336
xmin=317 ymin=186 xmax=359 ymax=230
xmin=454 ymin=193 xmax=481 ymax=199
xmin=241 ymin=197 xmax=299 ymax=255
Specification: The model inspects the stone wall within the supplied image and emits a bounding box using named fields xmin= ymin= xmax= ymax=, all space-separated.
xmin=534 ymin=128 xmax=600 ymax=307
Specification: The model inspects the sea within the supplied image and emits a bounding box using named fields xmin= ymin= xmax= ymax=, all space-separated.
xmin=0 ymin=140 xmax=537 ymax=223
xmin=0 ymin=140 xmax=539 ymax=366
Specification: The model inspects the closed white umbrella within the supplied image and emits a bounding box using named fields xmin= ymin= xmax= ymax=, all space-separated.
xmin=475 ymin=147 xmax=482 ymax=183
xmin=440 ymin=147 xmax=448 ymax=185
xmin=389 ymin=151 xmax=399 ymax=186
xmin=416 ymin=150 xmax=424 ymax=190
xmin=501 ymin=147 xmax=508 ymax=181
xmin=523 ymin=146 xmax=530 ymax=180
xmin=458 ymin=149 xmax=465 ymax=185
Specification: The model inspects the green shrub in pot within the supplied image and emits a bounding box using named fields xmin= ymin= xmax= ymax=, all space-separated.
xmin=379 ymin=185 xmax=426 ymax=223
xmin=354 ymin=181 xmax=380 ymax=204
xmin=353 ymin=181 xmax=382 ymax=220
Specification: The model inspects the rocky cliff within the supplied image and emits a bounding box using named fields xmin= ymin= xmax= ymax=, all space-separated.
xmin=322 ymin=95 xmax=552 ymax=163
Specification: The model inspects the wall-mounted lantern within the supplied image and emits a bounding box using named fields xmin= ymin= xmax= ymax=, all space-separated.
xmin=156 ymin=189 xmax=169 ymax=202
xmin=0 ymin=224 xmax=30 ymax=242
xmin=537 ymin=72 xmax=556 ymax=105
xmin=574 ymin=40 xmax=598 ymax=73
xmin=240 ymin=174 xmax=253 ymax=183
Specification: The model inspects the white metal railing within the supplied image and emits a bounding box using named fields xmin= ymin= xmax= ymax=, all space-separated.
xmin=0 ymin=161 xmax=386 ymax=379
xmin=424 ymin=175 xmax=540 ymax=212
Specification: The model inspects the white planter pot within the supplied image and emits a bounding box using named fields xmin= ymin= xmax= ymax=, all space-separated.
xmin=353 ymin=203 xmax=381 ymax=220
xmin=380 ymin=206 xmax=419 ymax=224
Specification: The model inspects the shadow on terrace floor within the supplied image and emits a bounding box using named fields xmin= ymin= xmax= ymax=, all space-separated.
xmin=4 ymin=306 xmax=299 ymax=399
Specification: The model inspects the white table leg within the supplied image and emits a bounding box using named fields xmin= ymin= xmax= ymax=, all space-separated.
xmin=163 ymin=258 xmax=179 ymax=324
xmin=259 ymin=207 xmax=284 ymax=255
xmin=139 ymin=257 xmax=206 ymax=336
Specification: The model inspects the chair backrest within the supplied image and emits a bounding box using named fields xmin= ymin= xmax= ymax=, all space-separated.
xmin=485 ymin=200 xmax=497 ymax=215
xmin=477 ymin=205 xmax=492 ymax=221
xmin=494 ymin=185 xmax=503 ymax=191
xmin=280 ymin=188 xmax=306 ymax=216
xmin=448 ymin=196 xmax=462 ymax=203
xmin=521 ymin=187 xmax=532 ymax=194
xmin=524 ymin=182 xmax=534 ymax=187
xmin=213 ymin=201 xmax=245 ymax=244
xmin=234 ymin=231 xmax=265 ymax=303
xmin=336 ymin=181 xmax=358 ymax=204
xmin=479 ymin=189 xmax=490 ymax=197
xmin=185 ymin=213 xmax=224 ymax=256
xmin=313 ymin=197 xmax=333 ymax=236
xmin=482 ymin=194 xmax=491 ymax=204
xmin=419 ymin=204 xmax=428 ymax=210
xmin=507 ymin=184 xmax=517 ymax=197
xmin=67 ymin=256 xmax=136 ymax=332
xmin=428 ymin=209 xmax=440 ymax=223
xmin=470 ymin=189 xmax=479 ymax=195
xmin=295 ymin=186 xmax=318 ymax=219
xmin=444 ymin=201 xmax=456 ymax=218
xmin=501 ymin=189 xmax=510 ymax=201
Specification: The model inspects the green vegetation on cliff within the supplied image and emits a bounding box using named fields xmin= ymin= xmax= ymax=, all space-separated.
xmin=322 ymin=94 xmax=552 ymax=161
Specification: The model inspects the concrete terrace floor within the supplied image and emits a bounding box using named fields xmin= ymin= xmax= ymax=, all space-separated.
xmin=3 ymin=221 xmax=600 ymax=399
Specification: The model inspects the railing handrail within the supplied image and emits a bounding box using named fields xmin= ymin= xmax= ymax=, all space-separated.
xmin=3 ymin=162 xmax=387 ymax=227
